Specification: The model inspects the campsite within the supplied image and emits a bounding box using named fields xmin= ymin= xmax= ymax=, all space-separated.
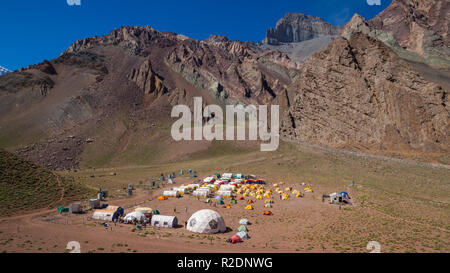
xmin=0 ymin=140 xmax=449 ymax=253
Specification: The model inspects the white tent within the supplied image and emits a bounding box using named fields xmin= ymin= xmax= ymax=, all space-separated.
xmin=203 ymin=177 xmax=215 ymax=183
xmin=192 ymin=190 xmax=209 ymax=198
xmin=163 ymin=190 xmax=180 ymax=197
xmin=216 ymin=190 xmax=232 ymax=197
xmin=239 ymin=218 xmax=250 ymax=225
xmin=222 ymin=173 xmax=233 ymax=180
xmin=187 ymin=184 xmax=200 ymax=189
xmin=219 ymin=185 xmax=236 ymax=191
xmin=124 ymin=211 xmax=146 ymax=223
xmin=134 ymin=207 xmax=152 ymax=215
xmin=91 ymin=206 xmax=119 ymax=221
xmin=236 ymin=231 xmax=250 ymax=239
xmin=187 ymin=209 xmax=226 ymax=234
xmin=233 ymin=179 xmax=244 ymax=184
xmin=151 ymin=215 xmax=178 ymax=228
xmin=92 ymin=211 xmax=114 ymax=221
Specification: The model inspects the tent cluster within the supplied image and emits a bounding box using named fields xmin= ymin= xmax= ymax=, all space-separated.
xmin=270 ymin=183 xmax=311 ymax=200
xmin=228 ymin=218 xmax=251 ymax=244
xmin=91 ymin=205 xmax=177 ymax=228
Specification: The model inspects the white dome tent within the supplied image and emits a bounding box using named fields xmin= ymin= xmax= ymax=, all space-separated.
xmin=187 ymin=209 xmax=226 ymax=234
xmin=124 ymin=211 xmax=146 ymax=223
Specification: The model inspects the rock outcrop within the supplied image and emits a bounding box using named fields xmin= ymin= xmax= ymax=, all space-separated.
xmin=282 ymin=33 xmax=449 ymax=152
xmin=129 ymin=59 xmax=167 ymax=96
xmin=368 ymin=0 xmax=450 ymax=69
xmin=263 ymin=13 xmax=342 ymax=45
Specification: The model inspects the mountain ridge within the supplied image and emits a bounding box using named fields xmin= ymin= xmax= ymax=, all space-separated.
xmin=0 ymin=4 xmax=448 ymax=169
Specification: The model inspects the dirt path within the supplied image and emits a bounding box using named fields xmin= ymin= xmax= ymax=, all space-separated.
xmin=281 ymin=137 xmax=450 ymax=170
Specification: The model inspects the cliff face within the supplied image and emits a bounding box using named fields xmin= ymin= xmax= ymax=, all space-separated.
xmin=66 ymin=27 xmax=300 ymax=106
xmin=263 ymin=13 xmax=342 ymax=45
xmin=367 ymin=0 xmax=450 ymax=68
xmin=281 ymin=33 xmax=449 ymax=153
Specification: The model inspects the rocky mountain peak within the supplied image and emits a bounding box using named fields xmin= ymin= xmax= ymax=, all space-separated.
xmin=263 ymin=13 xmax=342 ymax=45
xmin=342 ymin=14 xmax=372 ymax=40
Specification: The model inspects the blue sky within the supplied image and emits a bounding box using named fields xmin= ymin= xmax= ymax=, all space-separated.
xmin=0 ymin=0 xmax=391 ymax=70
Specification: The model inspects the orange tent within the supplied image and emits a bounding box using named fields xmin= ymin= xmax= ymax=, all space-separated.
xmin=262 ymin=210 xmax=273 ymax=216
xmin=157 ymin=196 xmax=166 ymax=201
xmin=247 ymin=200 xmax=254 ymax=204
xmin=223 ymin=204 xmax=231 ymax=209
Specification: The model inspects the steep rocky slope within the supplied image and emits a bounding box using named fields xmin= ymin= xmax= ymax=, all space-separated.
xmin=0 ymin=5 xmax=448 ymax=169
xmin=281 ymin=33 xmax=449 ymax=153
xmin=343 ymin=0 xmax=449 ymax=69
xmin=0 ymin=26 xmax=301 ymax=169
xmin=263 ymin=13 xmax=342 ymax=45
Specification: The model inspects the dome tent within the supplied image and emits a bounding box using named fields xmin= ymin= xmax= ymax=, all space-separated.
xmin=236 ymin=231 xmax=250 ymax=239
xmin=245 ymin=205 xmax=254 ymax=210
xmin=239 ymin=219 xmax=250 ymax=225
xmin=228 ymin=235 xmax=243 ymax=244
xmin=124 ymin=211 xmax=146 ymax=223
xmin=237 ymin=225 xmax=248 ymax=232
xmin=187 ymin=209 xmax=226 ymax=234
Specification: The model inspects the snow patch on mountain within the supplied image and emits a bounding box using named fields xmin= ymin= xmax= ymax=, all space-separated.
xmin=0 ymin=66 xmax=10 ymax=76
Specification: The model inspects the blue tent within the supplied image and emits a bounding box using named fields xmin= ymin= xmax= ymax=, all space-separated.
xmin=340 ymin=192 xmax=350 ymax=199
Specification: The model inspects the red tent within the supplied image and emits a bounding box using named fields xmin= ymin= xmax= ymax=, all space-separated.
xmin=229 ymin=235 xmax=243 ymax=244
xmin=237 ymin=196 xmax=244 ymax=200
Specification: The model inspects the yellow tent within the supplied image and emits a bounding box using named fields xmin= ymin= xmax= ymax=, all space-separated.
xmin=245 ymin=205 xmax=254 ymax=210
xmin=256 ymin=195 xmax=263 ymax=200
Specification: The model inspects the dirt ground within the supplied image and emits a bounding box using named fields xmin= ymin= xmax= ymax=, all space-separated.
xmin=1 ymin=140 xmax=448 ymax=253
xmin=0 ymin=176 xmax=358 ymax=253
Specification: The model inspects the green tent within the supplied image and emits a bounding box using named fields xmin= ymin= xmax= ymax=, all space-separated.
xmin=153 ymin=209 xmax=160 ymax=215
xmin=215 ymin=173 xmax=221 ymax=178
xmin=231 ymin=199 xmax=237 ymax=204
xmin=218 ymin=200 xmax=225 ymax=205
xmin=237 ymin=225 xmax=248 ymax=232
xmin=57 ymin=206 xmax=69 ymax=213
